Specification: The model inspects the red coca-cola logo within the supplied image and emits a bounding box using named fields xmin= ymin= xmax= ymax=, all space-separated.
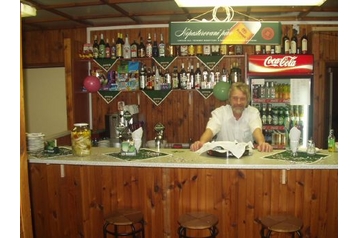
xmin=264 ymin=56 xmax=298 ymax=67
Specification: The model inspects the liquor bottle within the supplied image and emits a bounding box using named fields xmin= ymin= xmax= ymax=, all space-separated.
xmin=139 ymin=63 xmax=147 ymax=90
xmin=98 ymin=33 xmax=106 ymax=58
xmin=255 ymin=45 xmax=261 ymax=55
xmin=229 ymin=62 xmax=240 ymax=84
xmin=290 ymin=29 xmax=298 ymax=54
xmin=301 ymin=28 xmax=308 ymax=54
xmin=194 ymin=62 xmax=202 ymax=89
xmin=180 ymin=45 xmax=188 ymax=56
xmin=327 ymin=129 xmax=336 ymax=152
xmin=92 ymin=35 xmax=99 ymax=59
xmin=152 ymin=33 xmax=159 ymax=57
xmin=138 ymin=37 xmax=146 ymax=58
xmin=116 ymin=33 xmax=124 ymax=59
xmin=189 ymin=64 xmax=195 ymax=89
xmin=105 ymin=38 xmax=110 ymax=58
xmin=188 ymin=44 xmax=195 ymax=56
xmin=123 ymin=34 xmax=131 ymax=59
xmin=201 ymin=65 xmax=209 ymax=89
xmin=110 ymin=38 xmax=116 ymax=59
xmin=203 ymin=45 xmax=211 ymax=56
xmin=179 ymin=63 xmax=187 ymax=89
xmin=282 ymin=27 xmax=290 ymax=54
xmin=196 ymin=45 xmax=203 ymax=56
xmin=158 ymin=33 xmax=166 ymax=57
xmin=130 ymin=38 xmax=138 ymax=58
xmin=171 ymin=65 xmax=179 ymax=89
xmin=164 ymin=68 xmax=171 ymax=88
xmin=220 ymin=45 xmax=227 ymax=55
xmin=146 ymin=67 xmax=153 ymax=90
xmin=211 ymin=44 xmax=220 ymax=56
xmin=145 ymin=33 xmax=152 ymax=58
xmin=221 ymin=64 xmax=228 ymax=82
xmin=154 ymin=66 xmax=161 ymax=90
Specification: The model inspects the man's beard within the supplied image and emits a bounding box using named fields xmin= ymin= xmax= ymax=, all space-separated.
xmin=232 ymin=106 xmax=244 ymax=115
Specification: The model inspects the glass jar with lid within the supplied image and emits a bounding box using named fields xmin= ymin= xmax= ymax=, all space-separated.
xmin=71 ymin=123 xmax=92 ymax=156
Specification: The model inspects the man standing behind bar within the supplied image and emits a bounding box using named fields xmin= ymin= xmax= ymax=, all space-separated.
xmin=190 ymin=82 xmax=273 ymax=152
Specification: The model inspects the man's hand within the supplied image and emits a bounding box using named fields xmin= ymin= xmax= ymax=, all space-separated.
xmin=190 ymin=141 xmax=204 ymax=151
xmin=257 ymin=142 xmax=273 ymax=152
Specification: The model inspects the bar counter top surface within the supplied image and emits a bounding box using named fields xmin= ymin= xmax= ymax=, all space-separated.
xmin=28 ymin=146 xmax=338 ymax=170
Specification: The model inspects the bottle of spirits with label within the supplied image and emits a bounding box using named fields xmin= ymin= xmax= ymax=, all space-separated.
xmin=105 ymin=38 xmax=110 ymax=58
xmin=171 ymin=65 xmax=179 ymax=89
xmin=158 ymin=33 xmax=166 ymax=57
xmin=152 ymin=33 xmax=159 ymax=57
xmin=138 ymin=37 xmax=146 ymax=58
xmin=116 ymin=33 xmax=124 ymax=58
xmin=211 ymin=44 xmax=220 ymax=56
xmin=194 ymin=62 xmax=202 ymax=89
xmin=139 ymin=63 xmax=147 ymax=90
xmin=282 ymin=27 xmax=290 ymax=54
xmin=189 ymin=64 xmax=195 ymax=89
xmin=130 ymin=38 xmax=138 ymax=58
xmin=110 ymin=38 xmax=116 ymax=59
xmin=92 ymin=35 xmax=99 ymax=59
xmin=290 ymin=29 xmax=298 ymax=54
xmin=145 ymin=33 xmax=152 ymax=58
xmin=123 ymin=34 xmax=131 ymax=59
xmin=301 ymin=28 xmax=308 ymax=54
xmin=98 ymin=33 xmax=106 ymax=58
xmin=179 ymin=63 xmax=187 ymax=89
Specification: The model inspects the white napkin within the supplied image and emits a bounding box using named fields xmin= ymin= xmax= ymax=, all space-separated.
xmin=289 ymin=126 xmax=301 ymax=142
xmin=132 ymin=127 xmax=143 ymax=151
xmin=195 ymin=141 xmax=253 ymax=159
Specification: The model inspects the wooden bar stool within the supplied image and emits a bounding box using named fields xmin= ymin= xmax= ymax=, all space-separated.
xmin=259 ymin=214 xmax=303 ymax=238
xmin=177 ymin=211 xmax=219 ymax=238
xmin=103 ymin=209 xmax=145 ymax=238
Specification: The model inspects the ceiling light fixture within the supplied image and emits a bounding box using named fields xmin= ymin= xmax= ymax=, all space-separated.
xmin=174 ymin=0 xmax=326 ymax=7
xmin=21 ymin=2 xmax=37 ymax=17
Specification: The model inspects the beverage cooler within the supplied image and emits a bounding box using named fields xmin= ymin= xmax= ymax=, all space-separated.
xmin=247 ymin=54 xmax=314 ymax=149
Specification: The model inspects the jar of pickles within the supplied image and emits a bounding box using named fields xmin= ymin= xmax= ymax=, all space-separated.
xmin=71 ymin=123 xmax=91 ymax=156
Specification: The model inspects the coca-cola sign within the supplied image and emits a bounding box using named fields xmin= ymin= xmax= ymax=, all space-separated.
xmin=248 ymin=54 xmax=313 ymax=74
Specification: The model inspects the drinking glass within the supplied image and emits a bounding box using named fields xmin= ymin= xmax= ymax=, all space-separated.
xmin=306 ymin=140 xmax=316 ymax=156
xmin=290 ymin=140 xmax=299 ymax=157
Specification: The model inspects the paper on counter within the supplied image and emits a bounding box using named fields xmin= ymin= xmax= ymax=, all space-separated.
xmin=195 ymin=141 xmax=253 ymax=159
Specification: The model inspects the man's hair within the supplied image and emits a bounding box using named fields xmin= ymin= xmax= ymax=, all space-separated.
xmin=228 ymin=82 xmax=251 ymax=102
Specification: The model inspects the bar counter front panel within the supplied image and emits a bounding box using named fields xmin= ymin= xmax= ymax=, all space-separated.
xmin=28 ymin=147 xmax=338 ymax=238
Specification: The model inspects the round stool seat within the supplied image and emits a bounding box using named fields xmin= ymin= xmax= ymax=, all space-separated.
xmin=178 ymin=211 xmax=219 ymax=238
xmin=103 ymin=209 xmax=145 ymax=238
xmin=260 ymin=214 xmax=303 ymax=238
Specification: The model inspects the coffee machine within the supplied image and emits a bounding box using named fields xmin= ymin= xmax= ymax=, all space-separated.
xmin=105 ymin=103 xmax=140 ymax=147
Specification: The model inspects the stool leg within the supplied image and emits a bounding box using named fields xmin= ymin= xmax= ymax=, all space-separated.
xmin=296 ymin=230 xmax=303 ymax=238
xmin=103 ymin=222 xmax=108 ymax=238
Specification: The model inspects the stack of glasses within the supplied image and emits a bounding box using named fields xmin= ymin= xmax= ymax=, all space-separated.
xmin=26 ymin=133 xmax=45 ymax=153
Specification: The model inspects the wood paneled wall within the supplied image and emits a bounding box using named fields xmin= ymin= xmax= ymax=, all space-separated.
xmin=22 ymin=25 xmax=338 ymax=148
xmin=29 ymin=164 xmax=338 ymax=238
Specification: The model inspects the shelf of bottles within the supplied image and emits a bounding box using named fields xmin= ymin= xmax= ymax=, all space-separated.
xmin=251 ymin=81 xmax=304 ymax=149
xmin=84 ymin=31 xmax=247 ymax=93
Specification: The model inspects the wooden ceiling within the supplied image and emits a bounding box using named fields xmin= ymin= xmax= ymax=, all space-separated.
xmin=21 ymin=0 xmax=338 ymax=31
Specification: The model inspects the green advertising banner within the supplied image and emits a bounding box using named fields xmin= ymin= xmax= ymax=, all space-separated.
xmin=169 ymin=21 xmax=282 ymax=45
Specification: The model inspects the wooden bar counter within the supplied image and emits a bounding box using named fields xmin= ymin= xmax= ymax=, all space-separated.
xmin=28 ymin=147 xmax=338 ymax=238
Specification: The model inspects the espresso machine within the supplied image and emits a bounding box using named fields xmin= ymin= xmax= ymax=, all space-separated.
xmin=105 ymin=101 xmax=139 ymax=147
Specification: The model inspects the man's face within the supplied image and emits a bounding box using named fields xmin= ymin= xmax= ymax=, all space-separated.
xmin=229 ymin=89 xmax=248 ymax=115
